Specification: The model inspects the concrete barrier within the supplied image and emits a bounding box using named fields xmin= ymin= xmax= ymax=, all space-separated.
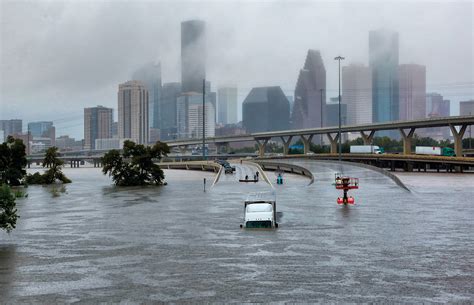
xmin=252 ymin=160 xmax=314 ymax=185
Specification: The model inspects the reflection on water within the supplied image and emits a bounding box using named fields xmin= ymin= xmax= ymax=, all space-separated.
xmin=0 ymin=166 xmax=473 ymax=303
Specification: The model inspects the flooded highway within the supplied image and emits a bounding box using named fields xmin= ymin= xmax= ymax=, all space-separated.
xmin=1 ymin=160 xmax=473 ymax=303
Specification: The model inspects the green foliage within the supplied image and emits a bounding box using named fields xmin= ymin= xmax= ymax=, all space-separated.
xmin=0 ymin=184 xmax=19 ymax=233
xmin=102 ymin=140 xmax=170 ymax=186
xmin=26 ymin=147 xmax=71 ymax=185
xmin=0 ymin=136 xmax=27 ymax=186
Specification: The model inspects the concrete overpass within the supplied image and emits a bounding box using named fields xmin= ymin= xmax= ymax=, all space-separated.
xmin=164 ymin=115 xmax=474 ymax=157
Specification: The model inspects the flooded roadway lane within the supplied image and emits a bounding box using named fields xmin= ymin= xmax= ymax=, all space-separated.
xmin=0 ymin=161 xmax=473 ymax=303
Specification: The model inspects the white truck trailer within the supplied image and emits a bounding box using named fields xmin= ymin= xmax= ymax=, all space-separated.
xmin=350 ymin=145 xmax=384 ymax=154
xmin=240 ymin=192 xmax=278 ymax=229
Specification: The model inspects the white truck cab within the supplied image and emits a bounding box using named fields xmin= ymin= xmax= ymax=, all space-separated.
xmin=240 ymin=192 xmax=278 ymax=229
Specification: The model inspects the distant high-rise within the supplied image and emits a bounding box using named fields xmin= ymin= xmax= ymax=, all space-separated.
xmin=342 ymin=64 xmax=372 ymax=125
xmin=217 ymin=87 xmax=238 ymax=125
xmin=181 ymin=20 xmax=206 ymax=93
xmin=160 ymin=82 xmax=182 ymax=140
xmin=369 ymin=29 xmax=399 ymax=124
xmin=426 ymin=93 xmax=450 ymax=117
xmin=398 ymin=64 xmax=426 ymax=121
xmin=292 ymin=50 xmax=326 ymax=132
xmin=242 ymin=86 xmax=290 ymax=133
xmin=118 ymin=81 xmax=149 ymax=144
xmin=459 ymin=100 xmax=474 ymax=116
xmin=84 ymin=106 xmax=113 ymax=150
xmin=0 ymin=119 xmax=22 ymax=141
xmin=176 ymin=93 xmax=215 ymax=139
xmin=28 ymin=121 xmax=55 ymax=145
xmin=132 ymin=62 xmax=162 ymax=129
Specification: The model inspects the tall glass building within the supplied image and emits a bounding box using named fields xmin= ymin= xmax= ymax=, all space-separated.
xmin=181 ymin=20 xmax=206 ymax=94
xmin=369 ymin=29 xmax=399 ymax=124
xmin=160 ymin=82 xmax=182 ymax=140
xmin=132 ymin=62 xmax=162 ymax=130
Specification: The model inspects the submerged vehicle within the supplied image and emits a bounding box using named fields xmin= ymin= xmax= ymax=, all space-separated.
xmin=240 ymin=192 xmax=278 ymax=229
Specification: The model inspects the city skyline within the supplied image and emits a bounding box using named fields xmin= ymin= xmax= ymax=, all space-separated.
xmin=1 ymin=1 xmax=473 ymax=139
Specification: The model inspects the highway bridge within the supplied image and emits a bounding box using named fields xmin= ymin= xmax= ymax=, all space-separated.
xmin=164 ymin=115 xmax=474 ymax=157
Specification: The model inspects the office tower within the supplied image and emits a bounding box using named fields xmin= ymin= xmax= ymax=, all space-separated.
xmin=176 ymin=92 xmax=215 ymax=139
xmin=160 ymin=82 xmax=182 ymax=140
xmin=459 ymin=100 xmax=474 ymax=116
xmin=118 ymin=80 xmax=149 ymax=145
xmin=27 ymin=121 xmax=55 ymax=146
xmin=426 ymin=93 xmax=450 ymax=117
xmin=111 ymin=122 xmax=118 ymax=138
xmin=422 ymin=93 xmax=450 ymax=139
xmin=398 ymin=64 xmax=426 ymax=121
xmin=242 ymin=86 xmax=290 ymax=133
xmin=342 ymin=64 xmax=372 ymax=125
xmin=292 ymin=50 xmax=326 ymax=133
xmin=369 ymin=29 xmax=399 ymax=124
xmin=326 ymin=97 xmax=348 ymax=142
xmin=83 ymin=106 xmax=113 ymax=150
xmin=0 ymin=119 xmax=22 ymax=141
xmin=132 ymin=62 xmax=162 ymax=130
xmin=181 ymin=20 xmax=206 ymax=94
xmin=217 ymin=87 xmax=238 ymax=125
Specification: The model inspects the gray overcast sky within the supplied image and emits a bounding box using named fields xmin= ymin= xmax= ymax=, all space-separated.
xmin=1 ymin=0 xmax=473 ymax=139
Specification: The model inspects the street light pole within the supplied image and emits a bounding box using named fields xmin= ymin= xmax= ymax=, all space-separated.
xmin=320 ymin=88 xmax=324 ymax=146
xmin=334 ymin=56 xmax=345 ymax=162
xmin=202 ymin=79 xmax=206 ymax=160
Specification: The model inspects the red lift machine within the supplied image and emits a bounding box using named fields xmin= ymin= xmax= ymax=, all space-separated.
xmin=334 ymin=173 xmax=359 ymax=205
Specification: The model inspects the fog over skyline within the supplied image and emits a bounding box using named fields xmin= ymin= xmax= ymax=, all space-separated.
xmin=1 ymin=0 xmax=473 ymax=139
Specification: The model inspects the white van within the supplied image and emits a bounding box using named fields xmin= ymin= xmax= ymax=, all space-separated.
xmin=240 ymin=192 xmax=278 ymax=229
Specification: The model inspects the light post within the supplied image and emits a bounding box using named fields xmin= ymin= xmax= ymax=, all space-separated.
xmin=320 ymin=88 xmax=324 ymax=146
xmin=334 ymin=55 xmax=345 ymax=162
xmin=470 ymin=112 xmax=472 ymax=149
xmin=202 ymin=79 xmax=206 ymax=160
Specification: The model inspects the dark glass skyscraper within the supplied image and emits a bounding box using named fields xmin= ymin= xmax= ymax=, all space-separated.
xmin=160 ymin=82 xmax=182 ymax=140
xmin=181 ymin=20 xmax=206 ymax=94
xmin=242 ymin=86 xmax=290 ymax=133
xmin=369 ymin=29 xmax=399 ymax=124
xmin=292 ymin=50 xmax=326 ymax=133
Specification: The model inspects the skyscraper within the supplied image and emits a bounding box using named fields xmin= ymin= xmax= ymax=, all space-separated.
xmin=27 ymin=121 xmax=55 ymax=145
xmin=118 ymin=81 xmax=149 ymax=145
xmin=342 ymin=64 xmax=372 ymax=125
xmin=460 ymin=100 xmax=474 ymax=116
xmin=292 ymin=50 xmax=326 ymax=133
xmin=398 ymin=64 xmax=426 ymax=121
xmin=84 ymin=106 xmax=113 ymax=150
xmin=242 ymin=86 xmax=290 ymax=133
xmin=176 ymin=93 xmax=215 ymax=139
xmin=369 ymin=29 xmax=399 ymax=124
xmin=181 ymin=20 xmax=206 ymax=94
xmin=160 ymin=82 xmax=182 ymax=140
xmin=0 ymin=119 xmax=22 ymax=141
xmin=217 ymin=87 xmax=238 ymax=125
xmin=132 ymin=62 xmax=162 ymax=129
xmin=422 ymin=93 xmax=450 ymax=140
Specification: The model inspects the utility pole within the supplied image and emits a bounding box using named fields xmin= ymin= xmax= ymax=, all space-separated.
xmin=202 ymin=79 xmax=206 ymax=160
xmin=320 ymin=88 xmax=324 ymax=146
xmin=334 ymin=56 xmax=345 ymax=162
xmin=470 ymin=111 xmax=472 ymax=149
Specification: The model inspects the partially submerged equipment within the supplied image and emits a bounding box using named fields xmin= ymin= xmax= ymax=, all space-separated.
xmin=334 ymin=173 xmax=359 ymax=205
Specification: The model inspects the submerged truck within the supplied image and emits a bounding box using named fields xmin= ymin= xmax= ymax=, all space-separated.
xmin=415 ymin=146 xmax=455 ymax=157
xmin=240 ymin=192 xmax=278 ymax=229
xmin=350 ymin=145 xmax=384 ymax=154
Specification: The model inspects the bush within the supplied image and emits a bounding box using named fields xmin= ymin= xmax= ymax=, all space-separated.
xmin=0 ymin=184 xmax=19 ymax=232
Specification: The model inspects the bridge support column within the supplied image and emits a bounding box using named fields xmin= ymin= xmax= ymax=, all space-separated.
xmin=300 ymin=135 xmax=313 ymax=155
xmin=280 ymin=136 xmax=293 ymax=155
xmin=216 ymin=142 xmax=229 ymax=154
xmin=70 ymin=160 xmax=73 ymax=168
xmin=326 ymin=133 xmax=339 ymax=154
xmin=399 ymin=128 xmax=416 ymax=155
xmin=255 ymin=138 xmax=270 ymax=157
xmin=360 ymin=130 xmax=376 ymax=145
xmin=449 ymin=124 xmax=467 ymax=157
